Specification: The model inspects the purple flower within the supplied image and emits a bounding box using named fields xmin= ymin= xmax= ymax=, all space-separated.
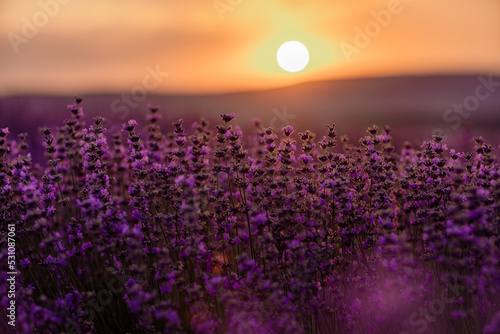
xmin=20 ymin=258 xmax=31 ymax=268
xmin=282 ymin=125 xmax=294 ymax=137
xmin=122 ymin=119 xmax=138 ymax=132
xmin=46 ymin=205 xmax=56 ymax=217
xmin=220 ymin=113 xmax=235 ymax=123
xmin=0 ymin=128 xmax=9 ymax=137
xmin=80 ymin=241 xmax=93 ymax=254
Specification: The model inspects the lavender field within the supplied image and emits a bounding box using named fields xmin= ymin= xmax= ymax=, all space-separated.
xmin=1 ymin=98 xmax=499 ymax=333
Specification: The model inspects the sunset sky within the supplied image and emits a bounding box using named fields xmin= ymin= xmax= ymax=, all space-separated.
xmin=1 ymin=0 xmax=500 ymax=96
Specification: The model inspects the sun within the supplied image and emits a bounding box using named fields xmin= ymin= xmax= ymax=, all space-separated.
xmin=277 ymin=41 xmax=309 ymax=73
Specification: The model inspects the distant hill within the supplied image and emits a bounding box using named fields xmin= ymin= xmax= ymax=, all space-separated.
xmin=1 ymin=75 xmax=499 ymax=156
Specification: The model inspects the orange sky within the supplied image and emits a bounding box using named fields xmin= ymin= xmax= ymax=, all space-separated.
xmin=1 ymin=0 xmax=500 ymax=96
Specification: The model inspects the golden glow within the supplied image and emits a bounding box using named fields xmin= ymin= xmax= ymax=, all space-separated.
xmin=0 ymin=0 xmax=500 ymax=95
xmin=252 ymin=30 xmax=337 ymax=77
